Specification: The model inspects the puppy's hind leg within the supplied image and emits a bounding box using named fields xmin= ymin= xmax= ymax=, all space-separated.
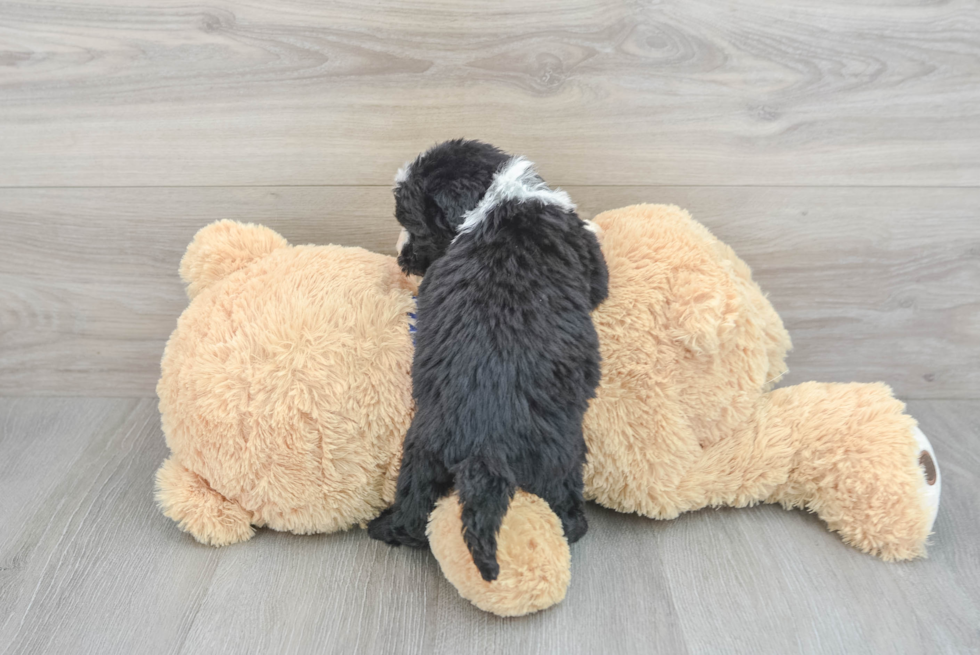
xmin=368 ymin=441 xmax=452 ymax=548
xmin=535 ymin=463 xmax=589 ymax=544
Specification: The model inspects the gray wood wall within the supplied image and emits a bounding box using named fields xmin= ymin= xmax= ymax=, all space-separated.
xmin=2 ymin=4 xmax=979 ymax=654
xmin=1 ymin=0 xmax=978 ymax=399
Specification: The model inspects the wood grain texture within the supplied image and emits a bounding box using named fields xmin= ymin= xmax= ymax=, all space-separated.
xmin=660 ymin=401 xmax=980 ymax=654
xmin=0 ymin=398 xmax=223 ymax=655
xmin=1 ymin=186 xmax=976 ymax=398
xmin=2 ymin=1 xmax=977 ymax=651
xmin=1 ymin=0 xmax=979 ymax=187
xmin=1 ymin=397 xmax=977 ymax=654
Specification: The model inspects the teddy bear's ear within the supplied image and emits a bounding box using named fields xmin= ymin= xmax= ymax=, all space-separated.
xmin=179 ymin=220 xmax=288 ymax=299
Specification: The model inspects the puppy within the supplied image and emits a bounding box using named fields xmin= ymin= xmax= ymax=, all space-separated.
xmin=368 ymin=140 xmax=608 ymax=582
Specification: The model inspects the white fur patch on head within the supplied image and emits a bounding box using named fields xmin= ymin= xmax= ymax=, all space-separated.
xmin=457 ymin=156 xmax=575 ymax=235
xmin=582 ymin=219 xmax=603 ymax=243
xmin=394 ymin=160 xmax=413 ymax=187
xmin=396 ymin=227 xmax=411 ymax=254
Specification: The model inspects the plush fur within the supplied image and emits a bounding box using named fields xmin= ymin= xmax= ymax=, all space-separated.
xmin=427 ymin=490 xmax=571 ymax=616
xmin=157 ymin=221 xmax=416 ymax=540
xmin=156 ymin=204 xmax=937 ymax=616
xmin=368 ymin=142 xmax=609 ymax=581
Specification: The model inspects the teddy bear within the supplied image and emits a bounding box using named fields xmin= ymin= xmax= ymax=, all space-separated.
xmin=156 ymin=204 xmax=941 ymax=617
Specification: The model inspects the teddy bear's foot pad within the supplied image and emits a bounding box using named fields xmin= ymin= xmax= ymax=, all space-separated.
xmin=912 ymin=425 xmax=941 ymax=532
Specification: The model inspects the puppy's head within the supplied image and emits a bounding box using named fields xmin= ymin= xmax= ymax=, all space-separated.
xmin=393 ymin=139 xmax=510 ymax=276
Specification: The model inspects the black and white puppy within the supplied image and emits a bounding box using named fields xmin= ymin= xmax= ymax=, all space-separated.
xmin=368 ymin=139 xmax=608 ymax=582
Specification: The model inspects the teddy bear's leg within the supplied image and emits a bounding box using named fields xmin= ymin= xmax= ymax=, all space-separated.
xmin=155 ymin=457 xmax=254 ymax=547
xmin=755 ymin=382 xmax=938 ymax=561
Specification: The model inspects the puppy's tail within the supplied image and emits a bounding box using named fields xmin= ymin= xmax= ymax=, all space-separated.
xmin=453 ymin=455 xmax=516 ymax=582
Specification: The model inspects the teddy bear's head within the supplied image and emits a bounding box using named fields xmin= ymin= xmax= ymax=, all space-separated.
xmin=159 ymin=220 xmax=419 ymax=536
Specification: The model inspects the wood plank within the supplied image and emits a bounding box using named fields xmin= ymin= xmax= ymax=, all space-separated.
xmin=0 ymin=398 xmax=223 ymax=655
xmin=659 ymin=399 xmax=980 ymax=654
xmin=1 ymin=397 xmax=977 ymax=654
xmin=0 ymin=398 xmax=137 ymax=582
xmin=0 ymin=397 xmax=687 ymax=655
xmin=1 ymin=0 xmax=979 ymax=187
xmin=0 ymin=186 xmax=400 ymax=397
xmin=175 ymin=504 xmax=689 ymax=655
xmin=1 ymin=186 xmax=976 ymax=398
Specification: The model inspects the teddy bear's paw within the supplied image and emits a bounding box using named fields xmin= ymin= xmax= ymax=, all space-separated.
xmin=821 ymin=416 xmax=943 ymax=562
xmin=843 ymin=423 xmax=942 ymax=561
xmin=155 ymin=457 xmax=254 ymax=547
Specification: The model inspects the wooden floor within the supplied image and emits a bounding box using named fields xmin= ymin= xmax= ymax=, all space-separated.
xmin=1 ymin=0 xmax=978 ymax=653
xmin=0 ymin=398 xmax=977 ymax=655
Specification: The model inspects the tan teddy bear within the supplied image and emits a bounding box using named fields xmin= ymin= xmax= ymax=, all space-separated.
xmin=156 ymin=204 xmax=940 ymax=617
